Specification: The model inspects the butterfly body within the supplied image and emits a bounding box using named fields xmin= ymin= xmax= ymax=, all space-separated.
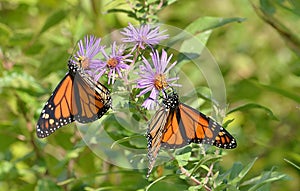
xmin=36 ymin=60 xmax=111 ymax=138
xmin=147 ymin=91 xmax=236 ymax=176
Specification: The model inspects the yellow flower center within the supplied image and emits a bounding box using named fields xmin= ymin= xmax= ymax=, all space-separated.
xmin=107 ymin=58 xmax=118 ymax=68
xmin=154 ymin=73 xmax=168 ymax=90
xmin=78 ymin=56 xmax=89 ymax=69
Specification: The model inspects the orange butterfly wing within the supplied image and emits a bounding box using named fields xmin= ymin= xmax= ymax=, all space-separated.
xmin=175 ymin=103 xmax=237 ymax=149
xmin=36 ymin=68 xmax=111 ymax=138
xmin=147 ymin=107 xmax=169 ymax=177
xmin=160 ymin=108 xmax=185 ymax=148
xmin=36 ymin=74 xmax=75 ymax=138
xmin=72 ymin=72 xmax=111 ymax=123
xmin=146 ymin=92 xmax=237 ymax=176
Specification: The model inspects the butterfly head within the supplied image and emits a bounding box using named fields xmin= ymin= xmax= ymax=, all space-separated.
xmin=77 ymin=56 xmax=90 ymax=69
xmin=67 ymin=59 xmax=80 ymax=75
xmin=68 ymin=55 xmax=92 ymax=74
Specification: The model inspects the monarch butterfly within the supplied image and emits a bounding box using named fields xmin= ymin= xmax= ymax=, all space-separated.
xmin=147 ymin=91 xmax=237 ymax=177
xmin=36 ymin=58 xmax=111 ymax=138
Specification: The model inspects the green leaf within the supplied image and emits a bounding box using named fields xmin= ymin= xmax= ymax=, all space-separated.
xmin=35 ymin=179 xmax=63 ymax=191
xmin=57 ymin=178 xmax=75 ymax=186
xmin=146 ymin=175 xmax=188 ymax=191
xmin=181 ymin=16 xmax=245 ymax=46
xmin=230 ymin=157 xmax=257 ymax=185
xmin=188 ymin=185 xmax=204 ymax=191
xmin=223 ymin=118 xmax=235 ymax=128
xmin=184 ymin=16 xmax=246 ymax=36
xmin=179 ymin=31 xmax=211 ymax=57
xmin=170 ymin=16 xmax=246 ymax=62
xmin=165 ymin=0 xmax=177 ymax=5
xmin=147 ymin=0 xmax=161 ymax=4
xmin=191 ymin=154 xmax=222 ymax=176
xmin=0 ymin=161 xmax=19 ymax=180
xmin=0 ymin=71 xmax=44 ymax=96
xmin=24 ymin=42 xmax=44 ymax=55
xmin=0 ymin=126 xmax=16 ymax=150
xmin=111 ymin=135 xmax=146 ymax=149
xmin=0 ymin=22 xmax=13 ymax=44
xmin=107 ymin=8 xmax=136 ymax=18
xmin=281 ymin=0 xmax=300 ymax=15
xmin=247 ymin=169 xmax=289 ymax=191
xmin=9 ymin=30 xmax=33 ymax=46
xmin=214 ymin=184 xmax=239 ymax=191
xmin=253 ymin=81 xmax=300 ymax=103
xmin=251 ymin=1 xmax=300 ymax=56
xmin=284 ymin=158 xmax=300 ymax=170
xmin=174 ymin=146 xmax=192 ymax=166
xmin=39 ymin=9 xmax=69 ymax=35
xmin=229 ymin=162 xmax=244 ymax=180
xmin=227 ymin=103 xmax=278 ymax=120
xmin=146 ymin=176 xmax=168 ymax=191
xmin=260 ymin=0 xmax=276 ymax=14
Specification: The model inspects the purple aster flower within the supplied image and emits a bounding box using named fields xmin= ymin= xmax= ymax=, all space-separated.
xmin=121 ymin=23 xmax=169 ymax=50
xmin=136 ymin=49 xmax=181 ymax=110
xmin=88 ymin=42 xmax=132 ymax=84
xmin=71 ymin=35 xmax=103 ymax=69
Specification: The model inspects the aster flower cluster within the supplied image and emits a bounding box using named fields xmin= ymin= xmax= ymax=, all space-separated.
xmin=136 ymin=49 xmax=180 ymax=109
xmin=70 ymin=36 xmax=133 ymax=85
xmin=121 ymin=23 xmax=169 ymax=51
xmin=71 ymin=23 xmax=180 ymax=110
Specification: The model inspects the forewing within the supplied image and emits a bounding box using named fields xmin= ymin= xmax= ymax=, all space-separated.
xmin=179 ymin=103 xmax=237 ymax=149
xmin=146 ymin=107 xmax=169 ymax=177
xmin=160 ymin=107 xmax=188 ymax=148
xmin=36 ymin=74 xmax=75 ymax=138
xmin=72 ymin=74 xmax=111 ymax=123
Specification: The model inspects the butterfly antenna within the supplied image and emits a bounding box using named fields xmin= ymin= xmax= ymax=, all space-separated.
xmin=68 ymin=39 xmax=81 ymax=67
xmin=161 ymin=88 xmax=168 ymax=98
xmin=70 ymin=40 xmax=79 ymax=58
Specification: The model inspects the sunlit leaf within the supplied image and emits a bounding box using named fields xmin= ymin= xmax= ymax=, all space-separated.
xmin=146 ymin=175 xmax=188 ymax=191
xmin=39 ymin=9 xmax=69 ymax=35
xmin=35 ymin=179 xmax=62 ymax=191
xmin=284 ymin=158 xmax=300 ymax=171
xmin=184 ymin=17 xmax=246 ymax=35
xmin=246 ymin=169 xmax=289 ymax=191
xmin=0 ymin=71 xmax=44 ymax=95
xmin=227 ymin=103 xmax=278 ymax=120
xmin=251 ymin=1 xmax=300 ymax=56
xmin=253 ymin=81 xmax=300 ymax=103
xmin=191 ymin=154 xmax=222 ymax=175
xmin=169 ymin=16 xmax=246 ymax=51
xmin=0 ymin=22 xmax=13 ymax=44
xmin=230 ymin=157 xmax=257 ymax=184
xmin=174 ymin=146 xmax=192 ymax=166
xmin=111 ymin=135 xmax=146 ymax=149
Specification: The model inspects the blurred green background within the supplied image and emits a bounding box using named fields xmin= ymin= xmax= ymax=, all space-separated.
xmin=0 ymin=0 xmax=299 ymax=190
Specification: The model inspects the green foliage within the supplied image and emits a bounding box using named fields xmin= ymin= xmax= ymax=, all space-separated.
xmin=251 ymin=0 xmax=300 ymax=56
xmin=106 ymin=0 xmax=177 ymax=23
xmin=0 ymin=0 xmax=299 ymax=191
xmin=39 ymin=9 xmax=70 ymax=35
xmin=227 ymin=103 xmax=278 ymax=121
